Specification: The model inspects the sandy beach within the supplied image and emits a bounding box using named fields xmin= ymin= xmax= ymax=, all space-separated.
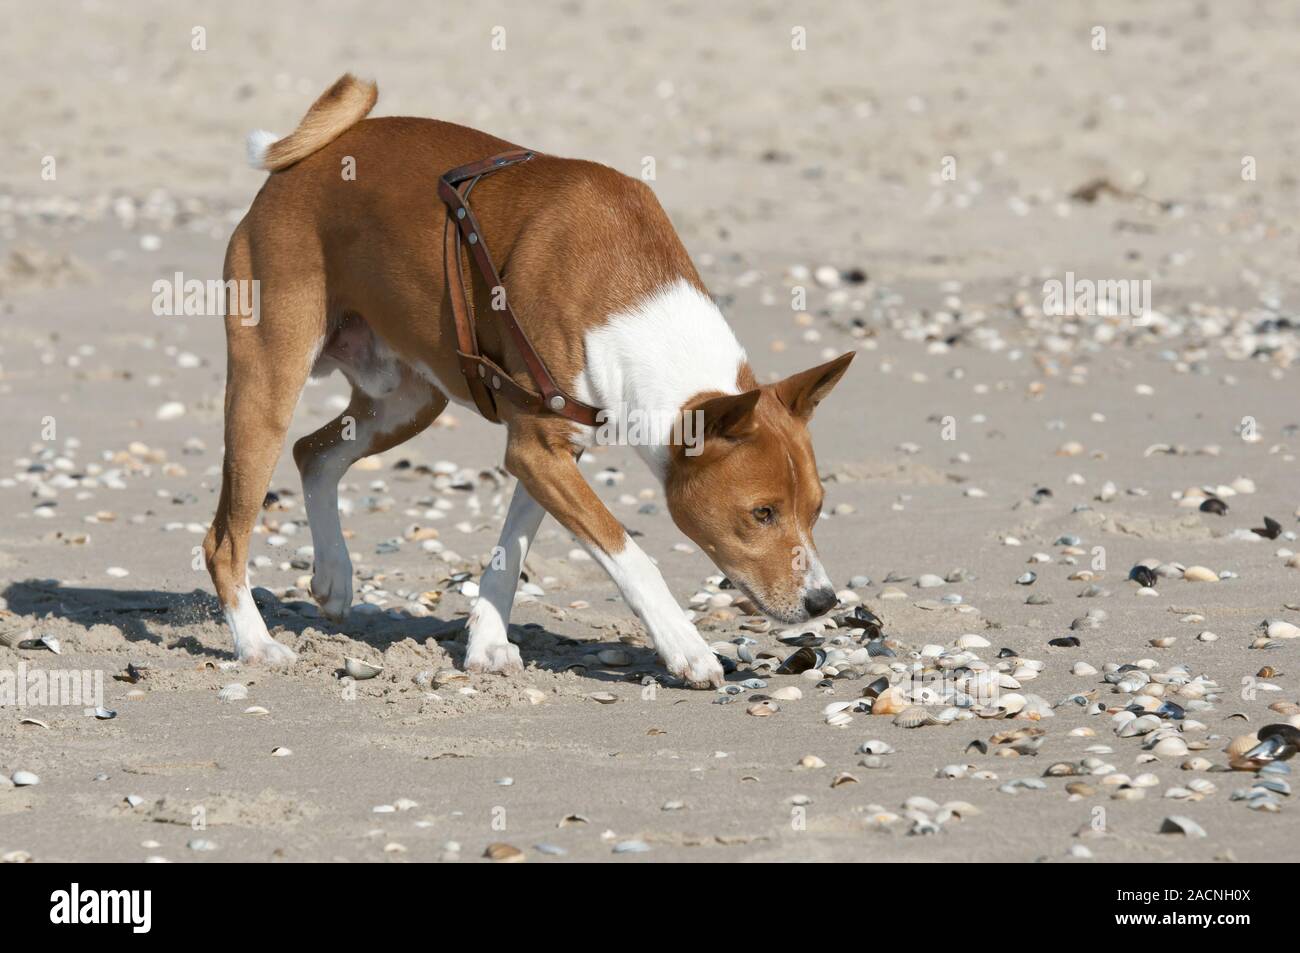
xmin=1 ymin=0 xmax=1299 ymax=863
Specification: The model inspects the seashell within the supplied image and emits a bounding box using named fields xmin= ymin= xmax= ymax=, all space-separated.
xmin=771 ymin=686 xmax=803 ymax=701
xmin=893 ymin=706 xmax=938 ymax=729
xmin=798 ymin=755 xmax=826 ymax=769
xmin=433 ymin=669 xmax=469 ymax=688
xmin=1180 ymin=757 xmax=1212 ymax=772
xmin=1045 ymin=762 xmax=1079 ymax=777
xmin=955 ymin=633 xmax=991 ymax=650
xmin=749 ymin=700 xmax=780 ymax=717
xmin=1150 ymin=736 xmax=1190 ymax=758
xmin=938 ymin=763 xmax=970 ymax=779
xmin=830 ymin=772 xmax=859 ymax=788
xmin=1182 ymin=565 xmax=1219 ymax=582
xmin=1072 ymin=661 xmax=1098 ymax=676
xmin=777 ymin=646 xmax=825 ymax=675
xmin=344 ymin=657 xmax=383 ymax=680
xmin=1159 ymin=815 xmax=1206 ymax=837
xmin=484 ymin=842 xmax=526 ymax=863
xmin=1225 ymin=733 xmax=1259 ymax=757
xmin=12 ymin=770 xmax=40 ymax=786
xmin=217 ymin=683 xmax=248 ymax=703
xmin=1265 ymin=620 xmax=1300 ymax=640
xmin=994 ymin=692 xmax=1026 ymax=716
xmin=588 ymin=691 xmax=618 ymax=704
xmin=858 ymin=739 xmax=894 ymax=755
xmin=597 ymin=648 xmax=632 ymax=666
xmin=871 ymin=685 xmax=910 ymax=715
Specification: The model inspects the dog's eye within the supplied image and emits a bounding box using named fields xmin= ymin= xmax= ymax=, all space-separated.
xmin=752 ymin=506 xmax=775 ymax=525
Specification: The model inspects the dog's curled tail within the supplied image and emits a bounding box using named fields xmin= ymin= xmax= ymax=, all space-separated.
xmin=246 ymin=73 xmax=378 ymax=172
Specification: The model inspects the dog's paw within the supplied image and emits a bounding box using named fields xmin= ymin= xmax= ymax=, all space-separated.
xmin=664 ymin=649 xmax=725 ymax=690
xmin=465 ymin=642 xmax=523 ymax=675
xmin=236 ymin=638 xmax=298 ymax=666
xmin=310 ymin=564 xmax=352 ymax=622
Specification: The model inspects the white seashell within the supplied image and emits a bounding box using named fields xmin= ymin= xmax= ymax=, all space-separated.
xmin=1150 ymin=736 xmax=1189 ymax=757
xmin=955 ymin=633 xmax=991 ymax=649
xmin=11 ymin=770 xmax=39 ymax=786
xmin=344 ymin=657 xmax=383 ymax=680
xmin=996 ymin=692 xmax=1026 ymax=715
xmin=217 ymin=683 xmax=248 ymax=702
xmin=1265 ymin=620 xmax=1300 ymax=639
xmin=1182 ymin=566 xmax=1218 ymax=583
xmin=1072 ymin=661 xmax=1098 ymax=676
xmin=771 ymin=686 xmax=803 ymax=701
xmin=1159 ymin=815 xmax=1206 ymax=837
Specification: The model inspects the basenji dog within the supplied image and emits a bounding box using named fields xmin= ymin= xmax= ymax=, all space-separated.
xmin=203 ymin=74 xmax=853 ymax=688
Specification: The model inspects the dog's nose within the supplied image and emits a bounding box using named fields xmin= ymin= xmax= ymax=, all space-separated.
xmin=803 ymin=587 xmax=838 ymax=618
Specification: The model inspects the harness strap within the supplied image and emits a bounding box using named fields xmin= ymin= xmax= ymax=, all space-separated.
xmin=437 ymin=149 xmax=603 ymax=427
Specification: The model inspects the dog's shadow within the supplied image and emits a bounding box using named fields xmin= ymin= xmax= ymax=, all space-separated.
xmin=0 ymin=578 xmax=643 ymax=683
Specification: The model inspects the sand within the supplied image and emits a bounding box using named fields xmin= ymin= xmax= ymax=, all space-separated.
xmin=1 ymin=0 xmax=1298 ymax=862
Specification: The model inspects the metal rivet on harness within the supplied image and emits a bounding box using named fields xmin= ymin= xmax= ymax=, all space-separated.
xmin=478 ymin=365 xmax=486 ymax=378
xmin=468 ymin=233 xmax=478 ymax=244
xmin=548 ymin=395 xmax=566 ymax=412
xmin=491 ymin=375 xmax=501 ymax=390
xmin=456 ymin=208 xmax=466 ymax=220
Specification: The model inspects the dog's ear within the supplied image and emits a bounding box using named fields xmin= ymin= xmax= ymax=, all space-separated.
xmin=773 ymin=352 xmax=855 ymax=420
xmin=698 ymin=389 xmax=761 ymax=442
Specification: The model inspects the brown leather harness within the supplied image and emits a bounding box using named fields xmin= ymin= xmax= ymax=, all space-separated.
xmin=437 ymin=148 xmax=603 ymax=427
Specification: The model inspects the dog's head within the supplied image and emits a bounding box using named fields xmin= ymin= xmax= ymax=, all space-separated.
xmin=665 ymin=352 xmax=854 ymax=624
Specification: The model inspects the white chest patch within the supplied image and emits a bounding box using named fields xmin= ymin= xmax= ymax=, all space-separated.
xmin=571 ymin=279 xmax=747 ymax=476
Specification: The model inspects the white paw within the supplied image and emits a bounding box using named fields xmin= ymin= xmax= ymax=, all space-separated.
xmin=236 ymin=638 xmax=298 ymax=666
xmin=310 ymin=562 xmax=352 ymax=622
xmin=465 ymin=641 xmax=523 ymax=675
xmin=662 ymin=647 xmax=725 ymax=689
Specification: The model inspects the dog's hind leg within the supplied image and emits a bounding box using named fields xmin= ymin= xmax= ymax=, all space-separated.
xmin=465 ymin=481 xmax=546 ymax=673
xmin=293 ymin=362 xmax=446 ymax=622
xmin=202 ymin=231 xmax=322 ymax=664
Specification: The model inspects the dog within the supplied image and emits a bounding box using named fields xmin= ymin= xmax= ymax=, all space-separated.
xmin=203 ymin=74 xmax=853 ymax=688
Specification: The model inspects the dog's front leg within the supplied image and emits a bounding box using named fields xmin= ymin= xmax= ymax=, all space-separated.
xmin=465 ymin=482 xmax=546 ymax=674
xmin=504 ymin=427 xmax=725 ymax=689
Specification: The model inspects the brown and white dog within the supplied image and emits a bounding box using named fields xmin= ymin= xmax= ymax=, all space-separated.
xmin=203 ymin=74 xmax=853 ymax=688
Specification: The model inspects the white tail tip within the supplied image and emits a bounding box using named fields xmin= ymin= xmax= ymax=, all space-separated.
xmin=246 ymin=129 xmax=280 ymax=170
